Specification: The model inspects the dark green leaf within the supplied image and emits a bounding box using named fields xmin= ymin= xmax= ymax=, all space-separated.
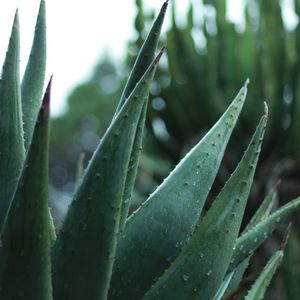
xmin=0 ymin=79 xmax=53 ymax=300
xmin=0 ymin=11 xmax=25 ymax=230
xmin=21 ymin=0 xmax=46 ymax=151
xmin=109 ymin=83 xmax=248 ymax=300
xmin=52 ymin=50 xmax=164 ymax=300
xmin=142 ymin=109 xmax=267 ymax=300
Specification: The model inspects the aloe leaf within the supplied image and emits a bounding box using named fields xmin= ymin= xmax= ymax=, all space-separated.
xmin=224 ymin=257 xmax=251 ymax=298
xmin=212 ymin=271 xmax=234 ymax=300
xmin=118 ymin=1 xmax=168 ymax=230
xmin=0 ymin=79 xmax=53 ymax=300
xmin=244 ymin=250 xmax=283 ymax=300
xmin=21 ymin=0 xmax=46 ymax=151
xmin=244 ymin=188 xmax=277 ymax=233
xmin=52 ymin=50 xmax=164 ymax=300
xmin=229 ymin=196 xmax=300 ymax=271
xmin=115 ymin=1 xmax=168 ymax=114
xmin=109 ymin=83 xmax=248 ymax=300
xmin=142 ymin=109 xmax=267 ymax=300
xmin=119 ymin=102 xmax=147 ymax=230
xmin=0 ymin=11 xmax=25 ymax=230
xmin=223 ymin=189 xmax=277 ymax=297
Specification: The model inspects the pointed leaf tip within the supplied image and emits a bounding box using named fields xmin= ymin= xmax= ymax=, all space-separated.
xmin=280 ymin=222 xmax=292 ymax=250
xmin=154 ymin=46 xmax=166 ymax=65
xmin=14 ymin=9 xmax=19 ymax=19
xmin=264 ymin=101 xmax=269 ymax=117
xmin=244 ymin=78 xmax=250 ymax=88
xmin=43 ymin=75 xmax=53 ymax=106
xmin=37 ymin=77 xmax=52 ymax=124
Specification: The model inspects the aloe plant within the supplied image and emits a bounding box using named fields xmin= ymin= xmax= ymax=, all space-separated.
xmin=0 ymin=1 xmax=300 ymax=300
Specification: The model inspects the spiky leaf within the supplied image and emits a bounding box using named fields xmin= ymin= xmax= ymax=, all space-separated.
xmin=21 ymin=0 xmax=46 ymax=151
xmin=244 ymin=250 xmax=283 ymax=300
xmin=109 ymin=83 xmax=248 ymax=300
xmin=118 ymin=1 xmax=168 ymax=230
xmin=52 ymin=50 xmax=164 ymax=300
xmin=244 ymin=188 xmax=277 ymax=233
xmin=229 ymin=196 xmax=300 ymax=271
xmin=0 ymin=11 xmax=25 ymax=230
xmin=142 ymin=110 xmax=267 ymax=300
xmin=0 ymin=79 xmax=52 ymax=300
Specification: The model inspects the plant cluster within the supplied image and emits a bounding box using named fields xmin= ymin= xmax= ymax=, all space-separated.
xmin=0 ymin=1 xmax=300 ymax=299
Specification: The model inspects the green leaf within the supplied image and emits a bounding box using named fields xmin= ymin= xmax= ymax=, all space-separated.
xmin=142 ymin=109 xmax=267 ymax=300
xmin=52 ymin=50 xmax=164 ymax=300
xmin=115 ymin=1 xmax=168 ymax=113
xmin=119 ymin=102 xmax=147 ymax=230
xmin=223 ymin=257 xmax=251 ymax=298
xmin=244 ymin=250 xmax=283 ymax=300
xmin=21 ymin=0 xmax=47 ymax=151
xmin=229 ymin=196 xmax=300 ymax=271
xmin=109 ymin=83 xmax=248 ymax=300
xmin=223 ymin=189 xmax=277 ymax=298
xmin=244 ymin=188 xmax=277 ymax=233
xmin=118 ymin=2 xmax=168 ymax=230
xmin=0 ymin=11 xmax=25 ymax=230
xmin=0 ymin=79 xmax=53 ymax=300
xmin=212 ymin=271 xmax=234 ymax=300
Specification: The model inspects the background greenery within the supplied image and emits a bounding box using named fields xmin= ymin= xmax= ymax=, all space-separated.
xmin=49 ymin=1 xmax=300 ymax=299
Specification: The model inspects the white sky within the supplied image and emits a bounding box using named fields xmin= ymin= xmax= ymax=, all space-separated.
xmin=0 ymin=0 xmax=298 ymax=116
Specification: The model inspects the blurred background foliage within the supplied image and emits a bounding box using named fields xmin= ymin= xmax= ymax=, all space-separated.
xmin=50 ymin=0 xmax=300 ymax=298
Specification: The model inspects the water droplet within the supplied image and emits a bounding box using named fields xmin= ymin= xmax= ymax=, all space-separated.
xmin=182 ymin=274 xmax=189 ymax=281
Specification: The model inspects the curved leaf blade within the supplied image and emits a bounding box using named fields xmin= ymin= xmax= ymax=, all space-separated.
xmin=115 ymin=1 xmax=168 ymax=114
xmin=223 ymin=189 xmax=278 ymax=297
xmin=118 ymin=2 xmax=168 ymax=230
xmin=142 ymin=110 xmax=267 ymax=300
xmin=212 ymin=271 xmax=234 ymax=300
xmin=230 ymin=196 xmax=300 ymax=271
xmin=52 ymin=50 xmax=164 ymax=300
xmin=21 ymin=0 xmax=46 ymax=151
xmin=244 ymin=188 xmax=277 ymax=233
xmin=0 ymin=79 xmax=53 ymax=300
xmin=0 ymin=11 xmax=25 ymax=230
xmin=109 ymin=83 xmax=248 ymax=300
xmin=244 ymin=250 xmax=283 ymax=300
